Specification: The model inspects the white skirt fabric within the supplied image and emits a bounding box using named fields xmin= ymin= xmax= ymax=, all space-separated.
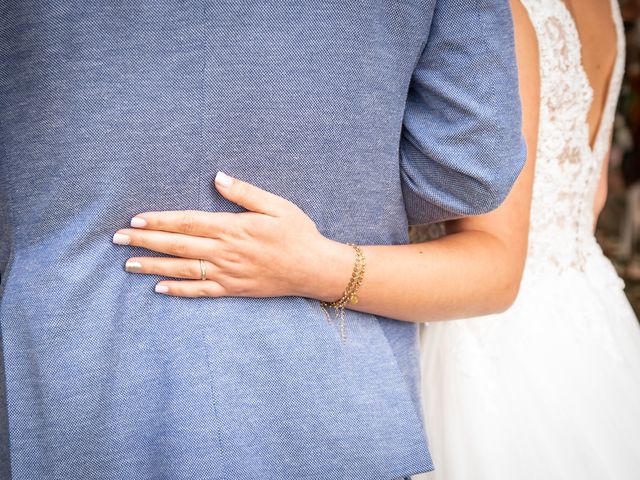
xmin=414 ymin=253 xmax=640 ymax=480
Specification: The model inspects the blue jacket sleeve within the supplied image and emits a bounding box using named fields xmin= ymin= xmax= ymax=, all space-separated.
xmin=400 ymin=0 xmax=527 ymax=225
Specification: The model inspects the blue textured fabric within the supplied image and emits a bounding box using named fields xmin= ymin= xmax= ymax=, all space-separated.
xmin=0 ymin=1 xmax=525 ymax=479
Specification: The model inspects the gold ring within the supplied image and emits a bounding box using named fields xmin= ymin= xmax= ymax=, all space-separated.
xmin=199 ymin=259 xmax=206 ymax=280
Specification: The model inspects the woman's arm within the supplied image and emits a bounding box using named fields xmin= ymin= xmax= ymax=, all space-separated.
xmin=593 ymin=148 xmax=610 ymax=229
xmin=112 ymin=0 xmax=539 ymax=323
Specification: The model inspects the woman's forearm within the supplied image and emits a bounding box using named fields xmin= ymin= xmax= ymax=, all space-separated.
xmin=301 ymin=231 xmax=523 ymax=323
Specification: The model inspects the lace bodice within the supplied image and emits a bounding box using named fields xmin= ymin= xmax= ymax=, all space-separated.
xmin=520 ymin=0 xmax=625 ymax=277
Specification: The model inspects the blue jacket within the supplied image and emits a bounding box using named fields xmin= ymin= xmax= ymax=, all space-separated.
xmin=0 ymin=1 xmax=525 ymax=478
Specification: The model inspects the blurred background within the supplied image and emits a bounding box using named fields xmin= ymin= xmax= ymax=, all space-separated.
xmin=599 ymin=0 xmax=640 ymax=316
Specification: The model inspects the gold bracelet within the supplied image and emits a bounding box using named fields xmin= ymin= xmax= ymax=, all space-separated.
xmin=320 ymin=243 xmax=366 ymax=343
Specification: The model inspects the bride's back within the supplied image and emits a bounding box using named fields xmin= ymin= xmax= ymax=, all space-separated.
xmin=565 ymin=0 xmax=619 ymax=148
xmin=520 ymin=0 xmax=624 ymax=276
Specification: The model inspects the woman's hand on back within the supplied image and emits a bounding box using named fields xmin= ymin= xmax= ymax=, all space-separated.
xmin=112 ymin=172 xmax=352 ymax=300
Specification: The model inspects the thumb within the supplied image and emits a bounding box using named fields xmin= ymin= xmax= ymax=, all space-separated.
xmin=214 ymin=171 xmax=292 ymax=216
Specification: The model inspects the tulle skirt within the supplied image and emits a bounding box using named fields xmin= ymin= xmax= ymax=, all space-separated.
xmin=414 ymin=254 xmax=640 ymax=480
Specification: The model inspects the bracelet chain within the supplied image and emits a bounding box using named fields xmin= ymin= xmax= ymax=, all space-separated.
xmin=320 ymin=243 xmax=366 ymax=343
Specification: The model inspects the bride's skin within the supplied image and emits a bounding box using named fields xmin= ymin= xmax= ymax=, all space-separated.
xmin=576 ymin=0 xmax=618 ymax=229
xmin=112 ymin=0 xmax=539 ymax=323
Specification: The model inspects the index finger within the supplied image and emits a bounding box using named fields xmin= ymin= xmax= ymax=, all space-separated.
xmin=128 ymin=210 xmax=236 ymax=238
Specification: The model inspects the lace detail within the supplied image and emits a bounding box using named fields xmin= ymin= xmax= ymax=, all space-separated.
xmin=520 ymin=0 xmax=625 ymax=278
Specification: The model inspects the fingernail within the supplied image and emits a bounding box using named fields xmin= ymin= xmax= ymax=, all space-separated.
xmin=112 ymin=233 xmax=131 ymax=245
xmin=155 ymin=284 xmax=169 ymax=294
xmin=215 ymin=171 xmax=233 ymax=188
xmin=125 ymin=260 xmax=142 ymax=272
xmin=130 ymin=217 xmax=147 ymax=228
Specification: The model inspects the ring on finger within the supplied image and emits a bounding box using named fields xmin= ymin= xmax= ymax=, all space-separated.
xmin=199 ymin=258 xmax=206 ymax=280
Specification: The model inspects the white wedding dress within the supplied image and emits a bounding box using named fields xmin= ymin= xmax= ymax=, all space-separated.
xmin=415 ymin=0 xmax=640 ymax=479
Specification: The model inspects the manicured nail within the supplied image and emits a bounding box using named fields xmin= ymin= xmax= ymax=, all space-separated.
xmin=112 ymin=233 xmax=131 ymax=245
xmin=215 ymin=171 xmax=233 ymax=188
xmin=155 ymin=284 xmax=169 ymax=294
xmin=125 ymin=260 xmax=142 ymax=272
xmin=130 ymin=217 xmax=147 ymax=228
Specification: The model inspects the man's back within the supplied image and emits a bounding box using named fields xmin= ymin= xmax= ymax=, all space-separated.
xmin=0 ymin=1 xmax=524 ymax=478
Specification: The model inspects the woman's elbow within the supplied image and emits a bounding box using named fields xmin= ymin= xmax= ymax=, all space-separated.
xmin=486 ymin=265 xmax=525 ymax=314
xmin=491 ymin=278 xmax=522 ymax=313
